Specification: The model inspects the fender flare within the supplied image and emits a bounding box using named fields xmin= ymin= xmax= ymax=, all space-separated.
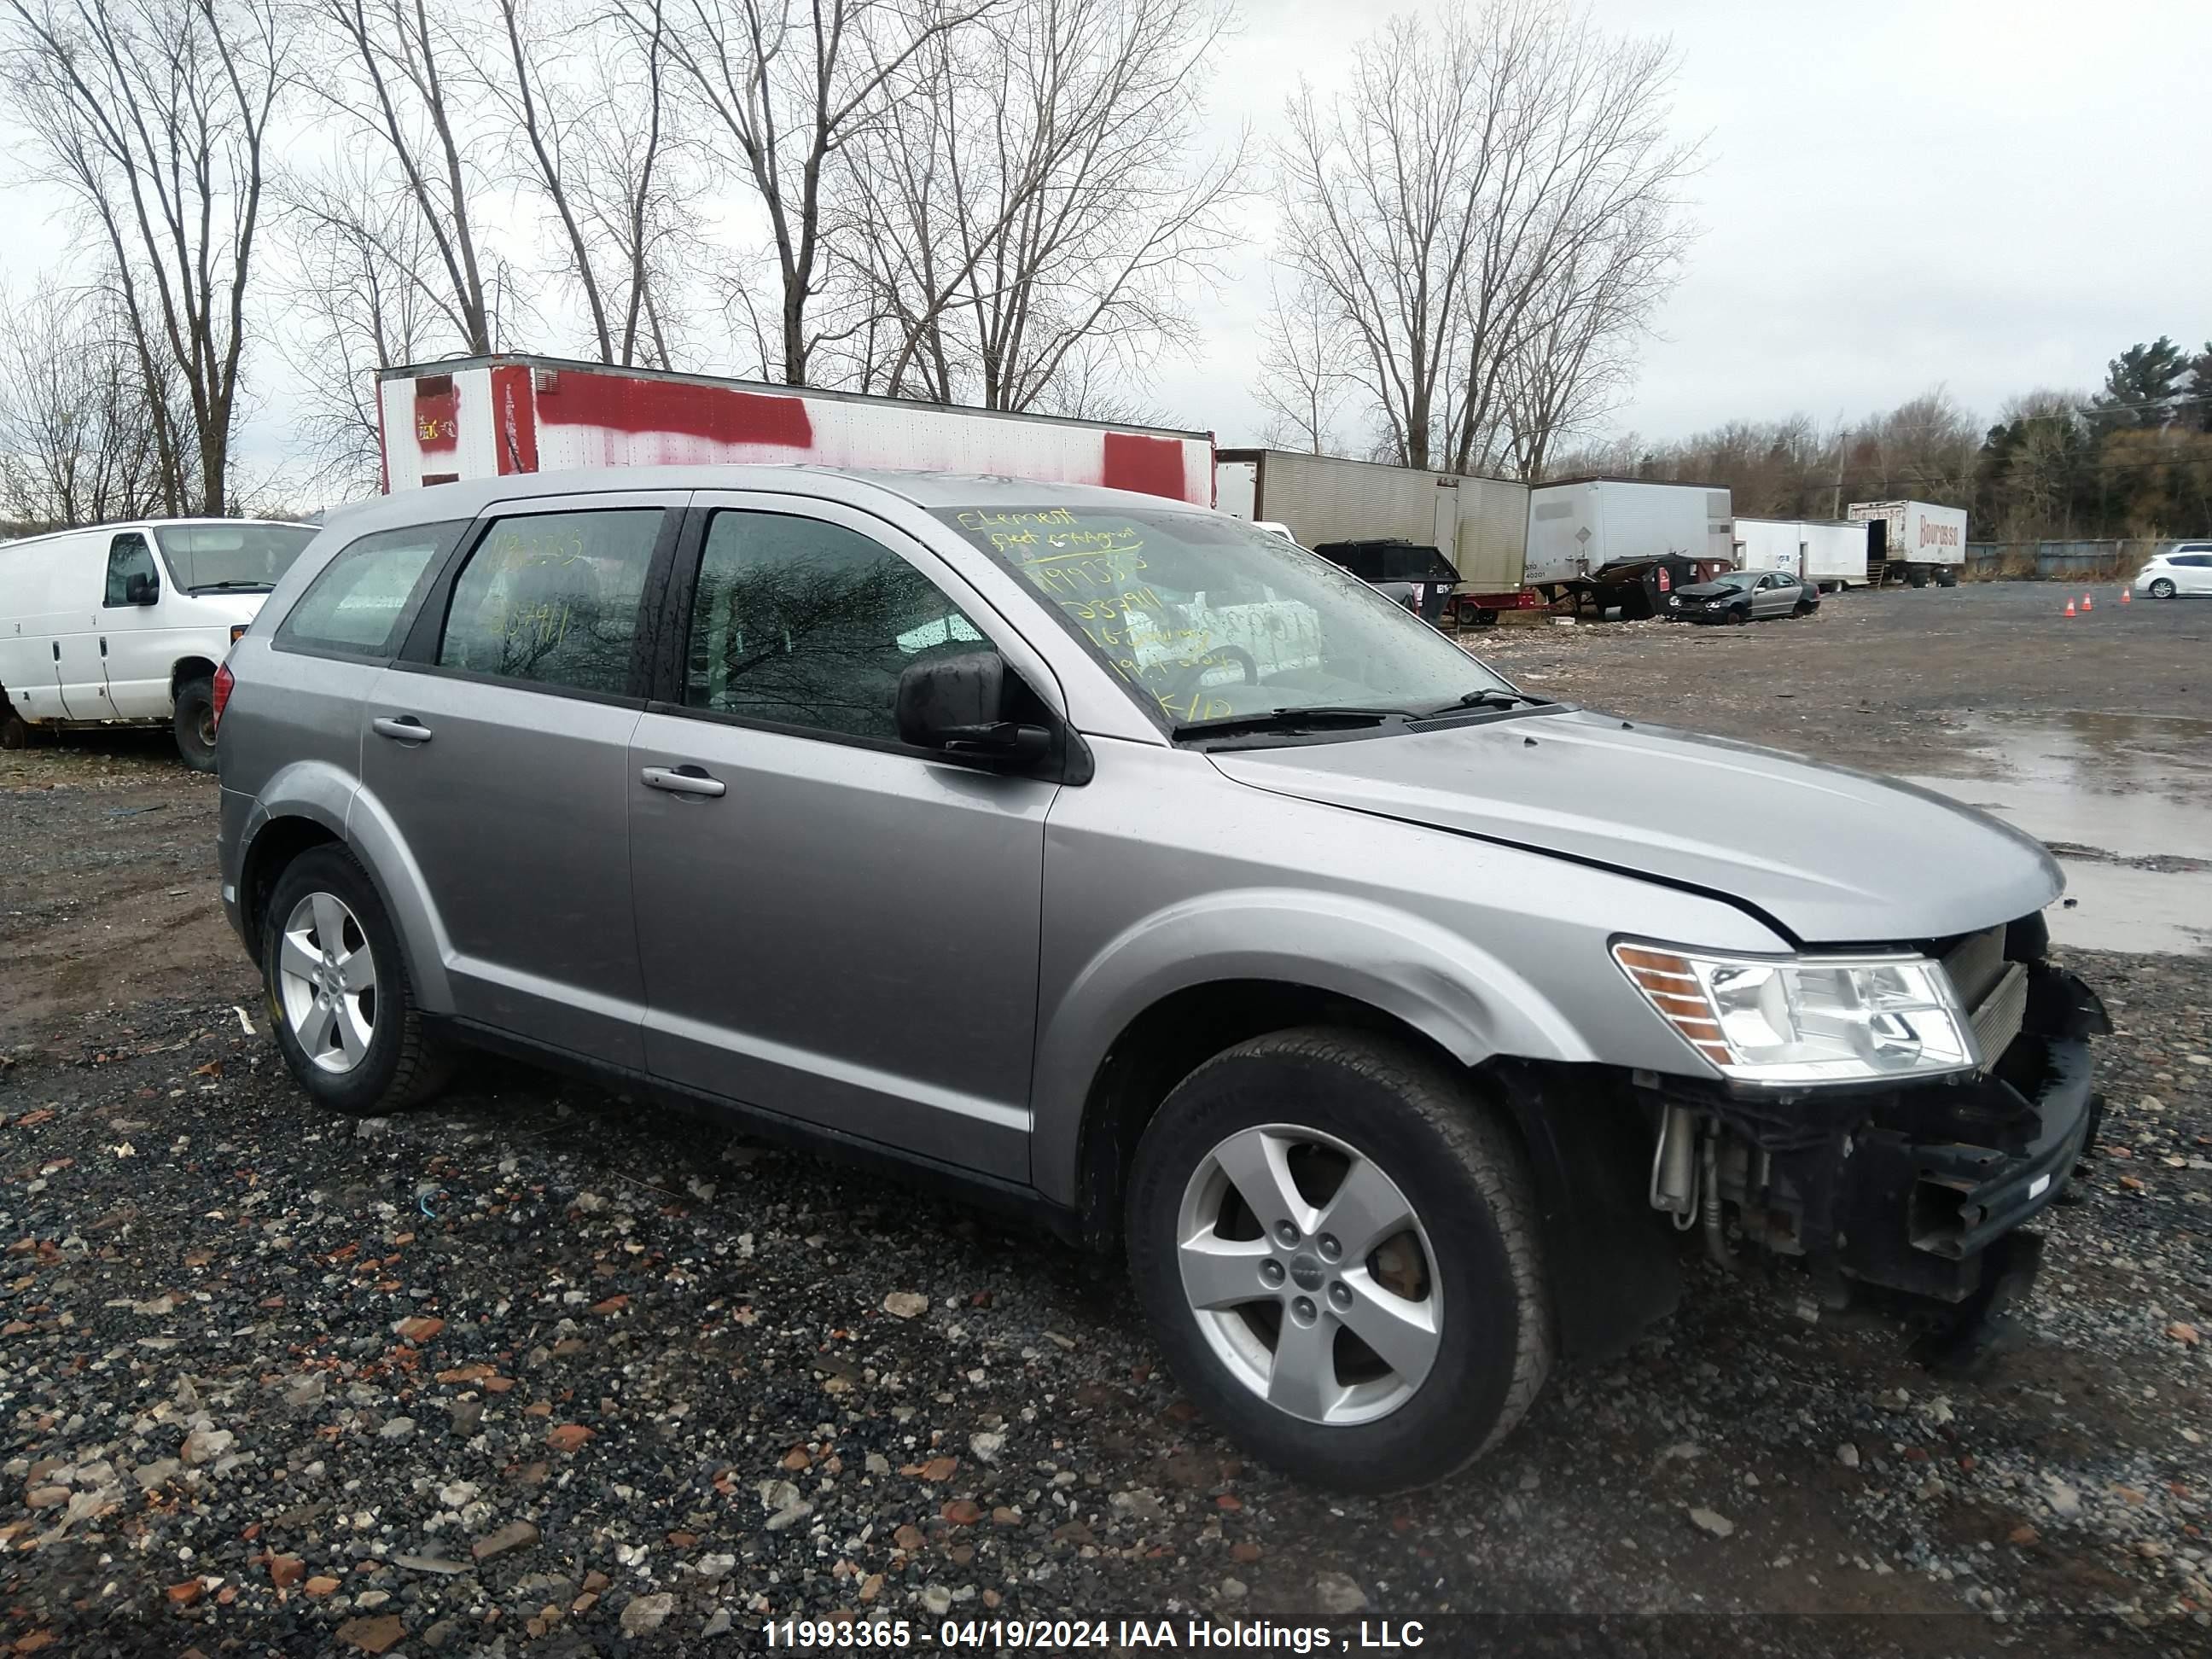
xmin=1028 ymin=887 xmax=1595 ymax=1208
xmin=237 ymin=762 xmax=455 ymax=1013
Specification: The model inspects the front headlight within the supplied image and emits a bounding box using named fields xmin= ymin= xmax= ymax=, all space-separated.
xmin=1614 ymin=941 xmax=1977 ymax=1084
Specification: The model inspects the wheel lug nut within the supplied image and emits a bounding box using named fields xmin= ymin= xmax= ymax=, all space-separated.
xmin=1328 ymin=1282 xmax=1352 ymax=1310
xmin=1272 ymin=1221 xmax=1299 ymax=1248
xmin=1318 ymin=1234 xmax=1342 ymax=1261
xmin=1291 ymin=1296 xmax=1317 ymax=1324
xmin=1260 ymin=1260 xmax=1285 ymax=1286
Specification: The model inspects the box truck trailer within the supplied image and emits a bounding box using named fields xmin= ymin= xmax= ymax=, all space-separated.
xmin=1847 ymin=500 xmax=1968 ymax=588
xmin=1525 ymin=477 xmax=1734 ymax=586
xmin=1733 ymin=516 xmax=1869 ymax=591
xmin=1214 ymin=449 xmax=1533 ymax=621
xmin=376 ymin=355 xmax=1215 ymax=505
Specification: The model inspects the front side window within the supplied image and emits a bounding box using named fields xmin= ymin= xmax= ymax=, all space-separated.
xmin=276 ymin=524 xmax=457 ymax=657
xmin=438 ymin=509 xmax=662 ymax=696
xmin=935 ymin=504 xmax=1513 ymax=729
xmin=153 ymin=523 xmax=316 ymax=592
xmin=684 ymin=511 xmax=988 ymax=742
xmin=103 ymin=533 xmax=159 ymax=607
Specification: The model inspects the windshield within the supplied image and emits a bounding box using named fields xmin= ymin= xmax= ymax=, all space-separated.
xmin=153 ymin=523 xmax=316 ymax=592
xmin=935 ymin=504 xmax=1514 ymax=730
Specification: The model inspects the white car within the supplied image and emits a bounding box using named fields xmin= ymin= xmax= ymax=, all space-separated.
xmin=0 ymin=517 xmax=317 ymax=767
xmin=2134 ymin=543 xmax=2212 ymax=599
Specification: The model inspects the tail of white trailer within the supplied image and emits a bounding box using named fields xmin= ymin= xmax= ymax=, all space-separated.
xmin=1733 ymin=517 xmax=1869 ymax=590
xmin=376 ymin=356 xmax=1215 ymax=505
xmin=1847 ymin=500 xmax=1968 ymax=588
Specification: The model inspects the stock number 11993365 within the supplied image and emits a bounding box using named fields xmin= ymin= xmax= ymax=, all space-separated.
xmin=763 ymin=1618 xmax=1122 ymax=1649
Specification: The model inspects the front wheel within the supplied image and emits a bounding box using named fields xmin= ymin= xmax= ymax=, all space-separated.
xmin=1728 ymin=605 xmax=1750 ymax=624
xmin=261 ymin=846 xmax=448 ymax=1115
xmin=173 ymin=676 xmax=218 ymax=771
xmin=1936 ymin=568 xmax=1959 ymax=588
xmin=1126 ymin=1029 xmax=1551 ymax=1492
xmin=2150 ymin=578 xmax=2177 ymax=600
xmin=1 ymin=705 xmax=27 ymax=751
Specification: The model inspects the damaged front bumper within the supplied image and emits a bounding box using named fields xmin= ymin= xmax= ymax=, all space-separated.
xmin=1646 ymin=963 xmax=2110 ymax=1312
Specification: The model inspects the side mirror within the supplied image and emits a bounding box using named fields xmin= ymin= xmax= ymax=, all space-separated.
xmin=125 ymin=572 xmax=158 ymax=606
xmin=895 ymin=651 xmax=1050 ymax=767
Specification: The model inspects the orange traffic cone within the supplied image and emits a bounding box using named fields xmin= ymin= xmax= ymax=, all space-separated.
xmin=2121 ymin=587 xmax=2133 ymax=605
xmin=2064 ymin=599 xmax=2076 ymax=616
xmin=2082 ymin=593 xmax=2093 ymax=611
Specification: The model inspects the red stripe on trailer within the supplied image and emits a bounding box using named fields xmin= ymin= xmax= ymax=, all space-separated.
xmin=535 ymin=369 xmax=812 ymax=450
xmin=1103 ymin=432 xmax=1188 ymax=500
xmin=490 ymin=364 xmax=538 ymax=475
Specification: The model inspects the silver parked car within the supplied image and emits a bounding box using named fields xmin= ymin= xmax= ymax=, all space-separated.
xmin=215 ymin=468 xmax=2106 ymax=1492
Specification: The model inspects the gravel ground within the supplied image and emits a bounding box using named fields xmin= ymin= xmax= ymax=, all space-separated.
xmin=2 ymin=585 xmax=2209 ymax=1655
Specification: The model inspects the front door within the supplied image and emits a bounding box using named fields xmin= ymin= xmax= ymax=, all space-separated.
xmin=359 ymin=493 xmax=680 ymax=1070
xmin=100 ymin=530 xmax=175 ymax=718
xmin=628 ymin=496 xmax=1057 ymax=1180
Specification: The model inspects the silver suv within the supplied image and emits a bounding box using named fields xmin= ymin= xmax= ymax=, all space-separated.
xmin=216 ymin=468 xmax=2106 ymax=1491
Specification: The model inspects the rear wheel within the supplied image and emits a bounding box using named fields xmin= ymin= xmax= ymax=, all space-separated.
xmin=1794 ymin=600 xmax=1814 ymax=616
xmin=1126 ymin=1028 xmax=1551 ymax=1492
xmin=173 ymin=676 xmax=218 ymax=771
xmin=2150 ymin=578 xmax=2177 ymax=600
xmin=1907 ymin=565 xmax=1930 ymax=588
xmin=1936 ymin=568 xmax=1959 ymax=588
xmin=260 ymin=846 xmax=448 ymax=1115
xmin=1 ymin=704 xmax=27 ymax=751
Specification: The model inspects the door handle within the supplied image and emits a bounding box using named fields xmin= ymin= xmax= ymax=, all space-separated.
xmin=372 ymin=715 xmax=434 ymax=744
xmin=100 ymin=637 xmax=108 ymax=657
xmin=640 ymin=764 xmax=725 ymax=799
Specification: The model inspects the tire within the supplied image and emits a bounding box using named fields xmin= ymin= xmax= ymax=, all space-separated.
xmin=1907 ymin=566 xmax=1930 ymax=588
xmin=1474 ymin=608 xmax=1499 ymax=627
xmin=1 ymin=705 xmax=26 ymax=751
xmin=1936 ymin=568 xmax=1959 ymax=588
xmin=2150 ymin=579 xmax=2176 ymax=600
xmin=173 ymin=676 xmax=218 ymax=772
xmin=260 ymin=845 xmax=449 ymax=1115
xmin=1728 ymin=604 xmax=1749 ymax=624
xmin=1794 ymin=600 xmax=1814 ymax=617
xmin=1126 ymin=1027 xmax=1551 ymax=1493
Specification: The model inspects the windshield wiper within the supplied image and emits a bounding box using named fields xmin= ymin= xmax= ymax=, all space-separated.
xmin=1172 ymin=705 xmax=1414 ymax=740
xmin=193 ymin=580 xmax=273 ymax=592
xmin=1417 ymin=688 xmax=1547 ymax=716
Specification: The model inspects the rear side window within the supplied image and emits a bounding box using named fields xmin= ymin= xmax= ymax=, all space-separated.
xmin=276 ymin=525 xmax=457 ymax=656
xmin=438 ymin=509 xmax=663 ymax=696
xmin=103 ymin=533 xmax=158 ymax=607
xmin=683 ymin=510 xmax=987 ymax=741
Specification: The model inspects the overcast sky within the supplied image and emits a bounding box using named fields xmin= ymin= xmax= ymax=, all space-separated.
xmin=1169 ymin=0 xmax=2212 ymax=447
xmin=5 ymin=0 xmax=2208 ymax=483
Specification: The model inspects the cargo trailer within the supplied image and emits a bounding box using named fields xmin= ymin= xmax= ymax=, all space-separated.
xmin=1733 ymin=516 xmax=1869 ymax=591
xmin=1847 ymin=500 xmax=1968 ymax=588
xmin=375 ymin=355 xmax=1214 ymax=504
xmin=1214 ymin=449 xmax=1534 ymax=621
xmin=1525 ymin=477 xmax=1735 ymax=598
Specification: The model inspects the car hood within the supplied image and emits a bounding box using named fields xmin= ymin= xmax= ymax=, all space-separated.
xmin=1208 ymin=708 xmax=2062 ymax=946
xmin=1673 ymin=581 xmax=1744 ymax=599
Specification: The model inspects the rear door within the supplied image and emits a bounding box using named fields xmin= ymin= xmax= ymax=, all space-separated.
xmin=626 ymin=493 xmax=1059 ymax=1179
xmin=360 ymin=490 xmax=684 ymax=1070
xmin=52 ymin=533 xmax=110 ymax=718
xmin=2178 ymin=550 xmax=2212 ymax=594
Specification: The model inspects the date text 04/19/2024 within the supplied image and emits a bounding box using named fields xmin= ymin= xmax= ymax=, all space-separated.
xmin=761 ymin=1618 xmax=1430 ymax=1651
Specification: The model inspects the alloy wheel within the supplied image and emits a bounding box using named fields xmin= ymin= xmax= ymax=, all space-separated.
xmin=1175 ymin=1123 xmax=1441 ymax=1426
xmin=2151 ymin=579 xmax=2176 ymax=599
xmin=276 ymin=891 xmax=377 ymax=1074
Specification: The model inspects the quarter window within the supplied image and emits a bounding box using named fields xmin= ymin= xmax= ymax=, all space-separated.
xmin=276 ymin=525 xmax=456 ymax=657
xmin=684 ymin=511 xmax=988 ymax=741
xmin=103 ymin=533 xmax=159 ymax=607
xmin=438 ymin=509 xmax=663 ymax=696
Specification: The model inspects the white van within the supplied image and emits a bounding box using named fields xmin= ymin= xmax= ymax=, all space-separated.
xmin=0 ymin=518 xmax=317 ymax=769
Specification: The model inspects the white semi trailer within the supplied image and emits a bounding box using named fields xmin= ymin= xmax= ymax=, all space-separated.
xmin=1733 ymin=516 xmax=1870 ymax=591
xmin=1214 ymin=449 xmax=1532 ymax=619
xmin=1524 ymin=477 xmax=1735 ymax=590
xmin=1847 ymin=500 xmax=1969 ymax=588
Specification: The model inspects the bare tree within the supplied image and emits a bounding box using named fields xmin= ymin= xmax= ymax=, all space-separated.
xmin=0 ymin=276 xmax=180 ymax=527
xmin=274 ymin=148 xmax=445 ymax=492
xmin=834 ymin=0 xmax=1241 ymax=413
xmin=480 ymin=0 xmax=691 ymax=366
xmin=1271 ymin=0 xmax=1695 ymax=474
xmin=1252 ymin=273 xmax=1359 ymax=454
xmin=308 ymin=0 xmax=503 ymax=355
xmin=4 ymin=0 xmax=290 ymax=515
xmin=646 ymin=0 xmax=997 ymax=386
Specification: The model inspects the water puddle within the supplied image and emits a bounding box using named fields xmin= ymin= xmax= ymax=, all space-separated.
xmin=1900 ymin=711 xmax=2212 ymax=956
